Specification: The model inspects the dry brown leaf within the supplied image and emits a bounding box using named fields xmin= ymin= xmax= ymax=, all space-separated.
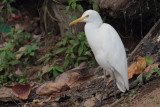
xmin=143 ymin=62 xmax=160 ymax=74
xmin=36 ymin=81 xmax=69 ymax=95
xmin=15 ymin=68 xmax=23 ymax=76
xmin=0 ymin=87 xmax=16 ymax=102
xmin=67 ymin=72 xmax=81 ymax=86
xmin=12 ymin=84 xmax=31 ymax=100
xmin=16 ymin=47 xmax=27 ymax=60
xmin=84 ymin=97 xmax=96 ymax=107
xmin=128 ymin=56 xmax=146 ymax=79
xmin=105 ymin=77 xmax=113 ymax=86
xmin=42 ymin=64 xmax=50 ymax=75
xmin=36 ymin=63 xmax=90 ymax=95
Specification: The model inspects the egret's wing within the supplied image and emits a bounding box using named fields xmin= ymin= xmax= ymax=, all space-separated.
xmin=100 ymin=23 xmax=129 ymax=92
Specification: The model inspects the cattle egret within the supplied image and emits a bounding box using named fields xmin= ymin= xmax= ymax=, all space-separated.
xmin=69 ymin=10 xmax=129 ymax=106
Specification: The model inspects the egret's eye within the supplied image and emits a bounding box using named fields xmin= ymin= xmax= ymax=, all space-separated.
xmin=86 ymin=15 xmax=89 ymax=18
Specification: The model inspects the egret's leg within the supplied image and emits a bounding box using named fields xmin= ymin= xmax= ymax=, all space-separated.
xmin=99 ymin=70 xmax=107 ymax=107
xmin=113 ymin=72 xmax=117 ymax=99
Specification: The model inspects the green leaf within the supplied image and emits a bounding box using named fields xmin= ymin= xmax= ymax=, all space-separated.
xmin=84 ymin=51 xmax=92 ymax=56
xmin=0 ymin=17 xmax=4 ymax=23
xmin=74 ymin=61 xmax=79 ymax=67
xmin=144 ymin=56 xmax=154 ymax=66
xmin=77 ymin=56 xmax=87 ymax=61
xmin=63 ymin=59 xmax=69 ymax=68
xmin=92 ymin=1 xmax=99 ymax=12
xmin=132 ymin=73 xmax=145 ymax=87
xmin=65 ymin=6 xmax=70 ymax=13
xmin=53 ymin=70 xmax=59 ymax=77
xmin=55 ymin=66 xmax=63 ymax=72
xmin=30 ymin=52 xmax=34 ymax=56
xmin=18 ymin=78 xmax=25 ymax=83
xmin=65 ymin=31 xmax=72 ymax=37
xmin=47 ymin=67 xmax=53 ymax=72
xmin=77 ymin=4 xmax=83 ymax=12
xmin=70 ymin=53 xmax=76 ymax=58
xmin=55 ymin=47 xmax=66 ymax=54
xmin=145 ymin=72 xmax=152 ymax=81
xmin=71 ymin=15 xmax=77 ymax=21
xmin=44 ymin=58 xmax=51 ymax=64
xmin=62 ymin=37 xmax=67 ymax=45
xmin=69 ymin=40 xmax=75 ymax=44
xmin=0 ymin=51 xmax=6 ymax=59
xmin=2 ymin=0 xmax=7 ymax=4
xmin=152 ymin=67 xmax=160 ymax=76
xmin=78 ymin=45 xmax=83 ymax=56
xmin=158 ymin=49 xmax=160 ymax=53
xmin=8 ymin=60 xmax=19 ymax=66
xmin=71 ymin=2 xmax=76 ymax=10
xmin=7 ymin=4 xmax=13 ymax=13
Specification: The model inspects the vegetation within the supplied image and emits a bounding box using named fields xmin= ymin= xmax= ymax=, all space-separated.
xmin=0 ymin=0 xmax=15 ymax=22
xmin=0 ymin=28 xmax=40 ymax=85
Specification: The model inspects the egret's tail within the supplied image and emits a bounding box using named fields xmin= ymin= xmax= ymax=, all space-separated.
xmin=113 ymin=70 xmax=129 ymax=92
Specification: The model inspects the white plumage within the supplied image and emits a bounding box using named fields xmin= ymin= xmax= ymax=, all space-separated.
xmin=70 ymin=10 xmax=129 ymax=92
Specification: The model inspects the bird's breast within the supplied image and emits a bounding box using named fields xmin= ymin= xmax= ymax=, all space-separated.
xmin=84 ymin=24 xmax=103 ymax=55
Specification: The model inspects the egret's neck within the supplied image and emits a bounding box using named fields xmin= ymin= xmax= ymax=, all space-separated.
xmin=85 ymin=20 xmax=103 ymax=32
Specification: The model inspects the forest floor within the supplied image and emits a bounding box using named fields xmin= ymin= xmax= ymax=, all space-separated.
xmin=0 ymin=6 xmax=160 ymax=107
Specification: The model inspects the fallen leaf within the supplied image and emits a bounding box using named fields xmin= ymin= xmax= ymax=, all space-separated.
xmin=33 ymin=34 xmax=42 ymax=42
xmin=12 ymin=84 xmax=31 ymax=100
xmin=68 ymin=73 xmax=94 ymax=89
xmin=84 ymin=97 xmax=96 ymax=107
xmin=42 ymin=64 xmax=50 ymax=75
xmin=106 ymin=77 xmax=113 ymax=86
xmin=67 ymin=72 xmax=81 ymax=86
xmin=143 ymin=62 xmax=160 ymax=74
xmin=36 ymin=81 xmax=69 ymax=95
xmin=15 ymin=68 xmax=23 ymax=76
xmin=16 ymin=47 xmax=27 ymax=60
xmin=128 ymin=56 xmax=146 ymax=79
xmin=36 ymin=63 xmax=91 ymax=95
xmin=0 ymin=87 xmax=16 ymax=102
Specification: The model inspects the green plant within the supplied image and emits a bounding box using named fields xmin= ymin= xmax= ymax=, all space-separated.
xmin=23 ymin=43 xmax=39 ymax=57
xmin=16 ymin=72 xmax=26 ymax=83
xmin=92 ymin=0 xmax=99 ymax=12
xmin=152 ymin=67 xmax=160 ymax=76
xmin=47 ymin=60 xmax=64 ymax=79
xmin=56 ymin=31 xmax=93 ymax=69
xmin=21 ymin=43 xmax=39 ymax=66
xmin=0 ymin=0 xmax=16 ymax=22
xmin=38 ymin=68 xmax=43 ymax=83
xmin=4 ymin=28 xmax=34 ymax=46
xmin=38 ymin=52 xmax=54 ymax=65
xmin=65 ymin=0 xmax=83 ymax=13
xmin=0 ymin=28 xmax=40 ymax=85
xmin=129 ymin=89 xmax=135 ymax=97
xmin=144 ymin=56 xmax=154 ymax=66
xmin=1 ymin=0 xmax=15 ymax=13
xmin=0 ymin=42 xmax=19 ymax=71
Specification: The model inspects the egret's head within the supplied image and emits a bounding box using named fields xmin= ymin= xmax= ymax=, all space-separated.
xmin=69 ymin=10 xmax=102 ymax=26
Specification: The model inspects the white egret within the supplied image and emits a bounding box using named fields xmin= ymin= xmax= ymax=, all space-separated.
xmin=69 ymin=10 xmax=129 ymax=106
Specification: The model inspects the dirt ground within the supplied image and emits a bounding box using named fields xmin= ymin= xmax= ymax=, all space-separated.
xmin=122 ymin=77 xmax=160 ymax=107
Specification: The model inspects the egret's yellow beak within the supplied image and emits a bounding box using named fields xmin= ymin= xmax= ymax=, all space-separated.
xmin=69 ymin=16 xmax=87 ymax=26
